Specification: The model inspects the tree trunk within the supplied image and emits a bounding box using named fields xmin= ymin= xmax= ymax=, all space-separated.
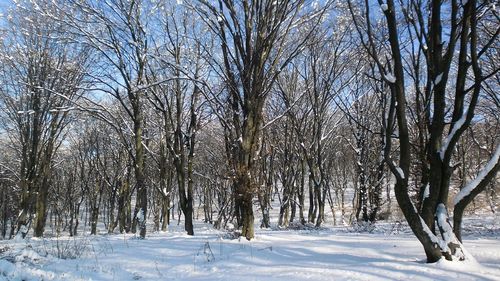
xmin=278 ymin=188 xmax=290 ymax=227
xmin=118 ymin=178 xmax=131 ymax=233
xmin=298 ymin=160 xmax=306 ymax=224
xmin=90 ymin=206 xmax=99 ymax=235
xmin=240 ymin=187 xmax=255 ymax=239
xmin=453 ymin=151 xmax=500 ymax=242
xmin=33 ymin=188 xmax=48 ymax=237
xmin=185 ymin=172 xmax=195 ymax=235
xmin=258 ymin=190 xmax=270 ymax=228
xmin=315 ymin=181 xmax=325 ymax=227
xmin=161 ymin=194 xmax=170 ymax=231
xmin=308 ymin=174 xmax=315 ymax=223
xmin=369 ymin=161 xmax=385 ymax=222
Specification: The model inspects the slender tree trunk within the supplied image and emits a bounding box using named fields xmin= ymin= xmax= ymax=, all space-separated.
xmin=278 ymin=185 xmax=290 ymax=227
xmin=161 ymin=195 xmax=170 ymax=231
xmin=315 ymin=181 xmax=325 ymax=227
xmin=118 ymin=178 xmax=131 ymax=233
xmin=258 ymin=189 xmax=270 ymax=228
xmin=308 ymin=174 xmax=315 ymax=223
xmin=299 ymin=160 xmax=306 ymax=224
xmin=134 ymin=112 xmax=147 ymax=239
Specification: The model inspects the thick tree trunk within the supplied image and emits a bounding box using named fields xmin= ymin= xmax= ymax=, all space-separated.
xmin=69 ymin=206 xmax=75 ymax=237
xmin=34 ymin=160 xmax=53 ymax=237
xmin=90 ymin=206 xmax=99 ymax=235
xmin=118 ymin=178 xmax=131 ymax=233
xmin=258 ymin=190 xmax=270 ymax=228
xmin=17 ymin=180 xmax=34 ymax=238
xmin=184 ymin=203 xmax=194 ymax=235
xmin=315 ymin=182 xmax=325 ymax=227
xmin=234 ymin=162 xmax=256 ymax=240
xmin=290 ymin=191 xmax=297 ymax=223
xmin=174 ymin=161 xmax=194 ymax=235
xmin=185 ymin=175 xmax=195 ymax=235
xmin=393 ymin=179 xmax=443 ymax=262
xmin=240 ymin=189 xmax=254 ymax=239
xmin=161 ymin=194 xmax=170 ymax=231
xmin=278 ymin=188 xmax=290 ymax=227
xmin=33 ymin=185 xmax=48 ymax=237
xmin=107 ymin=185 xmax=118 ymax=234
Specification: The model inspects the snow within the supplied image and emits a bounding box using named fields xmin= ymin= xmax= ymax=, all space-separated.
xmin=136 ymin=208 xmax=145 ymax=223
xmin=49 ymin=107 xmax=76 ymax=113
xmin=310 ymin=0 xmax=320 ymax=10
xmin=434 ymin=73 xmax=443 ymax=85
xmin=419 ymin=216 xmax=445 ymax=250
xmin=17 ymin=110 xmax=35 ymax=115
xmin=19 ymin=225 xmax=28 ymax=234
xmin=440 ymin=113 xmax=467 ymax=160
xmin=395 ymin=166 xmax=405 ymax=179
xmin=423 ymin=184 xmax=430 ymax=200
xmin=454 ymin=144 xmax=500 ymax=205
xmin=380 ymin=3 xmax=389 ymax=12
xmin=436 ymin=204 xmax=453 ymax=246
xmin=384 ymin=72 xmax=396 ymax=83
xmin=1 ymin=218 xmax=499 ymax=281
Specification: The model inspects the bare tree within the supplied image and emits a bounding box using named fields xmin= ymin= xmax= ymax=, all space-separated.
xmin=0 ymin=0 xmax=90 ymax=237
xmin=146 ymin=3 xmax=208 ymax=235
xmin=50 ymin=0 xmax=155 ymax=238
xmin=196 ymin=0 xmax=326 ymax=240
xmin=348 ymin=0 xmax=500 ymax=262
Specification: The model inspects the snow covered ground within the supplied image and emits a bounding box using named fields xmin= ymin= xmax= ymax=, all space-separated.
xmin=1 ymin=216 xmax=500 ymax=281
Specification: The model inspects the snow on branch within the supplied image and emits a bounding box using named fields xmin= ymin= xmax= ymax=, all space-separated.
xmin=419 ymin=216 xmax=447 ymax=251
xmin=384 ymin=72 xmax=396 ymax=84
xmin=436 ymin=204 xmax=466 ymax=260
xmin=454 ymin=143 xmax=500 ymax=205
xmin=440 ymin=112 xmax=467 ymax=160
xmin=434 ymin=73 xmax=443 ymax=85
xmin=396 ymin=167 xmax=405 ymax=179
xmin=48 ymin=106 xmax=76 ymax=113
xmin=393 ymin=163 xmax=405 ymax=179
xmin=436 ymin=204 xmax=454 ymax=247
xmin=423 ymin=184 xmax=430 ymax=200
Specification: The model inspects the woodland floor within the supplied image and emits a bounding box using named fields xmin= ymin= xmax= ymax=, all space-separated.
xmin=0 ymin=214 xmax=499 ymax=281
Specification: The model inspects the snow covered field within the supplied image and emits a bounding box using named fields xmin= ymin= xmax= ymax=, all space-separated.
xmin=1 ymin=216 xmax=499 ymax=281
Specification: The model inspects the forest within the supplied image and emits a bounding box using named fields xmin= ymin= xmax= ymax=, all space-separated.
xmin=0 ymin=0 xmax=498 ymax=273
